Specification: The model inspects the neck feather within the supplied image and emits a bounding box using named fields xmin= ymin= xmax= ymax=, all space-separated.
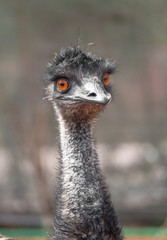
xmin=58 ymin=113 xmax=102 ymax=212
xmin=54 ymin=109 xmax=123 ymax=240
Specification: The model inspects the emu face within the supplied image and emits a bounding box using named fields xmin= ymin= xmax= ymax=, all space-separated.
xmin=45 ymin=47 xmax=116 ymax=121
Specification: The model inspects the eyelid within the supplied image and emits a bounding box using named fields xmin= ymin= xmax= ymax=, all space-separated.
xmin=102 ymin=71 xmax=110 ymax=77
xmin=53 ymin=75 xmax=69 ymax=81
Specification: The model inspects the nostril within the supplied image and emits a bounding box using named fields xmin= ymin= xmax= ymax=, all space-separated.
xmin=87 ymin=92 xmax=97 ymax=97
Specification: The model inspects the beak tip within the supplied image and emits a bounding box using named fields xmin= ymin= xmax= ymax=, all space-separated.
xmin=104 ymin=94 xmax=112 ymax=104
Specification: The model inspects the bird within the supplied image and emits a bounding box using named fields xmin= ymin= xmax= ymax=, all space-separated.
xmin=44 ymin=47 xmax=123 ymax=240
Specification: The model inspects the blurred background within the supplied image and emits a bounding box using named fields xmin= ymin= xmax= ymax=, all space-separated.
xmin=0 ymin=0 xmax=167 ymax=231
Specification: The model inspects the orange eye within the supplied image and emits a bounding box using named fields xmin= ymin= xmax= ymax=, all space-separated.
xmin=57 ymin=79 xmax=68 ymax=91
xmin=102 ymin=73 xmax=110 ymax=86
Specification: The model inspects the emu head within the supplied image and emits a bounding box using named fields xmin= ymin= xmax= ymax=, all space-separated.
xmin=44 ymin=47 xmax=116 ymax=122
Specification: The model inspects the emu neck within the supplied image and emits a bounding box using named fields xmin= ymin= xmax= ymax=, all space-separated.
xmin=54 ymin=112 xmax=122 ymax=239
xmin=57 ymin=113 xmax=105 ymax=217
xmin=52 ymin=103 xmax=123 ymax=239
xmin=61 ymin=118 xmax=98 ymax=187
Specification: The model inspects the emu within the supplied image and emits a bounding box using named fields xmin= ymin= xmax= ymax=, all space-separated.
xmin=44 ymin=47 xmax=123 ymax=240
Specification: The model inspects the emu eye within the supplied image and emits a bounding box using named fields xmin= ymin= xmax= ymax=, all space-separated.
xmin=102 ymin=73 xmax=109 ymax=86
xmin=56 ymin=79 xmax=69 ymax=92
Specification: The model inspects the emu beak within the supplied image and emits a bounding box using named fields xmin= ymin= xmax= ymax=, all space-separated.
xmin=75 ymin=81 xmax=112 ymax=104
